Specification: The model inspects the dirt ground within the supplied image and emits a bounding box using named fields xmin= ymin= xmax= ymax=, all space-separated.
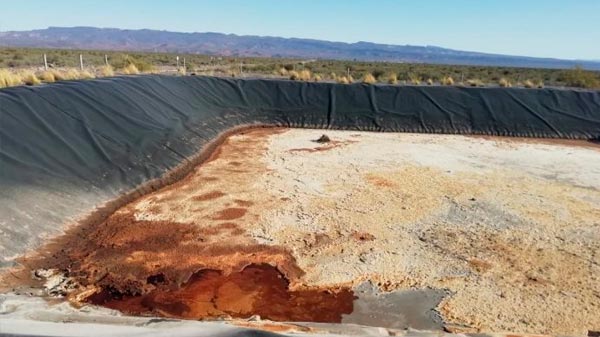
xmin=7 ymin=128 xmax=600 ymax=336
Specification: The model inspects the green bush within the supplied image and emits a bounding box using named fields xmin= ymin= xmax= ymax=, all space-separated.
xmin=561 ymin=66 xmax=600 ymax=89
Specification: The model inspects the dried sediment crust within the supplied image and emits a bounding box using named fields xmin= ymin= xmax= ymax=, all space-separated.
xmin=4 ymin=128 xmax=600 ymax=335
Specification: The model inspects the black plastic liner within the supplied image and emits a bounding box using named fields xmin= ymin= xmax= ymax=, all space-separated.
xmin=1 ymin=75 xmax=599 ymax=262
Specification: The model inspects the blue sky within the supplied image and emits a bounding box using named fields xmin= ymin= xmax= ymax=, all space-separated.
xmin=2 ymin=0 xmax=599 ymax=60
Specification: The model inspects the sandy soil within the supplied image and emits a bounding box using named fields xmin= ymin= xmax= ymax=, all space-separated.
xmin=5 ymin=129 xmax=600 ymax=336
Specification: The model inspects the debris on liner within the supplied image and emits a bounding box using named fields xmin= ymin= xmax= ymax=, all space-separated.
xmin=315 ymin=134 xmax=331 ymax=143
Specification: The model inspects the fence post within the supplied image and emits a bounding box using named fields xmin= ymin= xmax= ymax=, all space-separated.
xmin=176 ymin=56 xmax=179 ymax=68
xmin=43 ymin=54 xmax=48 ymax=70
xmin=79 ymin=54 xmax=84 ymax=71
xmin=104 ymin=54 xmax=109 ymax=66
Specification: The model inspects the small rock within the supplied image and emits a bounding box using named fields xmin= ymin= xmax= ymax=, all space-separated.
xmin=315 ymin=134 xmax=331 ymax=143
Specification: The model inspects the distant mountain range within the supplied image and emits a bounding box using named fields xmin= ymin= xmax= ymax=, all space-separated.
xmin=1 ymin=26 xmax=599 ymax=70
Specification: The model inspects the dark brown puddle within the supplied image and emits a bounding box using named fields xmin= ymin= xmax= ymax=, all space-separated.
xmin=88 ymin=264 xmax=354 ymax=322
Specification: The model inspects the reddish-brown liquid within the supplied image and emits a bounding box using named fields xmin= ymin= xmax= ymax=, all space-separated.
xmin=89 ymin=264 xmax=354 ymax=322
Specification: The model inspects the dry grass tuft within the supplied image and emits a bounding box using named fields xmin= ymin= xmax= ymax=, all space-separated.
xmin=523 ymin=79 xmax=535 ymax=88
xmin=0 ymin=69 xmax=22 ymax=88
xmin=499 ymin=78 xmax=512 ymax=87
xmin=313 ymin=74 xmax=322 ymax=82
xmin=20 ymin=71 xmax=41 ymax=86
xmin=298 ymin=69 xmax=312 ymax=81
xmin=38 ymin=70 xmax=56 ymax=83
xmin=278 ymin=67 xmax=288 ymax=76
xmin=55 ymin=69 xmax=82 ymax=80
xmin=122 ymin=63 xmax=140 ymax=75
xmin=467 ymin=79 xmax=484 ymax=87
xmin=337 ymin=76 xmax=350 ymax=84
xmin=50 ymin=70 xmax=67 ymax=81
xmin=427 ymin=78 xmax=434 ymax=85
xmin=69 ymin=69 xmax=84 ymax=79
xmin=536 ymin=80 xmax=544 ymax=88
xmin=79 ymin=70 xmax=96 ymax=79
xmin=99 ymin=65 xmax=115 ymax=77
xmin=441 ymin=76 xmax=454 ymax=86
xmin=387 ymin=73 xmax=398 ymax=85
xmin=288 ymin=70 xmax=300 ymax=80
xmin=362 ymin=73 xmax=376 ymax=84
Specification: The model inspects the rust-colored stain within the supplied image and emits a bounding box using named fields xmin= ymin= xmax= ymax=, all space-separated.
xmin=211 ymin=207 xmax=247 ymax=220
xmin=365 ymin=175 xmax=397 ymax=188
xmin=234 ymin=199 xmax=254 ymax=207
xmin=467 ymin=258 xmax=493 ymax=272
xmin=288 ymin=140 xmax=357 ymax=153
xmin=9 ymin=209 xmax=356 ymax=322
xmin=89 ymin=264 xmax=354 ymax=322
xmin=193 ymin=190 xmax=226 ymax=201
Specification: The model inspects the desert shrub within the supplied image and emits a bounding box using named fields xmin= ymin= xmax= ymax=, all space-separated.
xmin=20 ymin=71 xmax=41 ymax=86
xmin=186 ymin=62 xmax=196 ymax=72
xmin=0 ymin=69 xmax=22 ymax=88
xmin=329 ymin=72 xmax=337 ymax=80
xmin=372 ymin=69 xmax=385 ymax=79
xmin=387 ymin=73 xmax=398 ymax=84
xmin=337 ymin=76 xmax=350 ymax=84
xmin=441 ymin=76 xmax=454 ymax=85
xmin=99 ymin=65 xmax=115 ymax=77
xmin=135 ymin=59 xmax=154 ymax=73
xmin=347 ymin=75 xmax=354 ymax=83
xmin=523 ymin=79 xmax=534 ymax=88
xmin=408 ymin=73 xmax=421 ymax=85
xmin=298 ymin=69 xmax=312 ymax=81
xmin=498 ymin=78 xmax=512 ymax=87
xmin=122 ymin=63 xmax=140 ymax=75
xmin=115 ymin=55 xmax=153 ymax=73
xmin=288 ymin=70 xmax=300 ymax=80
xmin=467 ymin=79 xmax=484 ymax=87
xmin=38 ymin=70 xmax=56 ymax=82
xmin=362 ymin=73 xmax=376 ymax=84
xmin=561 ymin=66 xmax=600 ymax=88
xmin=278 ymin=67 xmax=288 ymax=76
xmin=427 ymin=78 xmax=434 ymax=85
xmin=536 ymin=80 xmax=544 ymax=88
xmin=313 ymin=74 xmax=322 ymax=82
